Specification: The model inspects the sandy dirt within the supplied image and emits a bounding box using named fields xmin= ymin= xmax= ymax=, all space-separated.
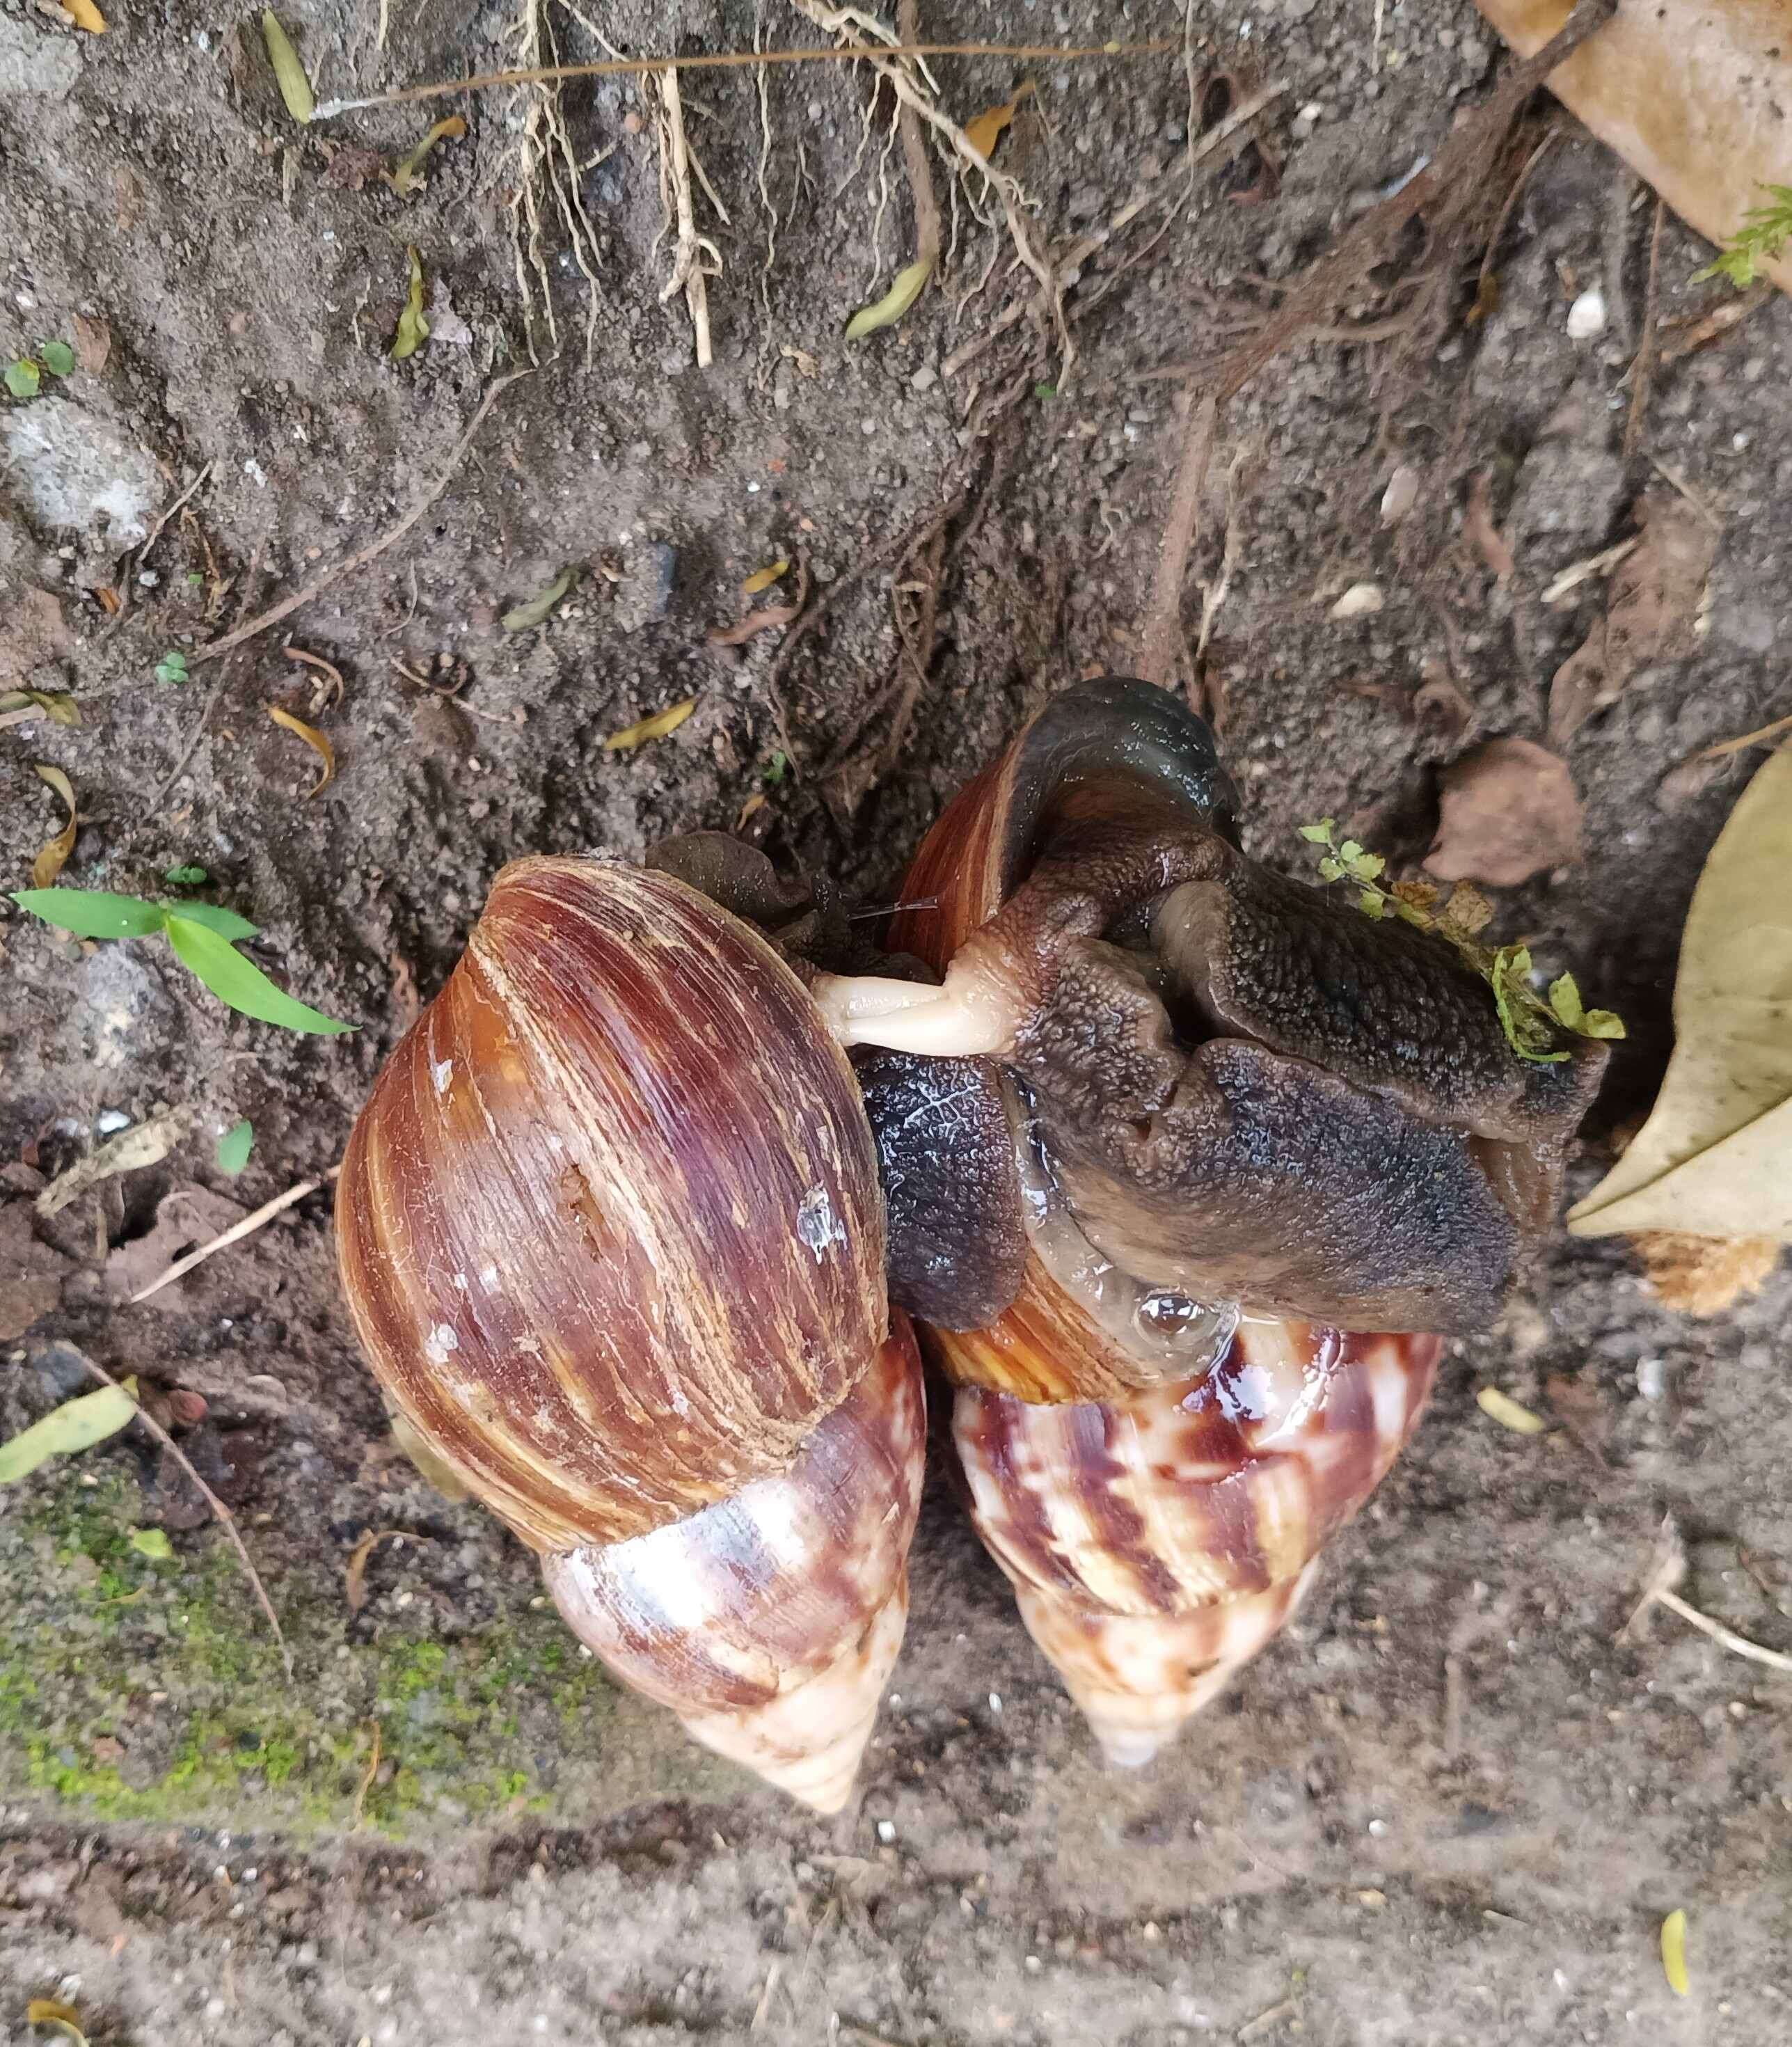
xmin=3 ymin=0 xmax=1790 ymax=2041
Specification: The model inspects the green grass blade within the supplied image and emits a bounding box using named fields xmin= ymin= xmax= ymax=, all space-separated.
xmin=12 ymin=888 xmax=168 ymax=939
xmin=164 ymin=915 xmax=353 ymax=1035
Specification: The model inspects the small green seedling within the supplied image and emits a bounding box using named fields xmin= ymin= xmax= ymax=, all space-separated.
xmin=40 ymin=340 xmax=75 ymax=377
xmin=164 ymin=863 xmax=209 ymax=885
xmin=10 ymin=887 xmax=353 ymax=1036
xmin=762 ymin=750 xmax=790 ymax=788
xmin=1695 ymin=182 xmax=1792 ymax=290
xmin=3 ymin=341 xmax=74 ymax=399
xmin=1297 ymin=818 xmax=1624 ymax=1065
xmin=4 ymin=359 xmax=40 ymax=400
xmin=154 ymin=651 xmax=190 ymax=686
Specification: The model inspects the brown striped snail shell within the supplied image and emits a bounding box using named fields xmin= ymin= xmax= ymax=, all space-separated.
xmin=817 ymin=679 xmax=1604 ymax=1761
xmin=338 ymin=857 xmax=921 ymax=1811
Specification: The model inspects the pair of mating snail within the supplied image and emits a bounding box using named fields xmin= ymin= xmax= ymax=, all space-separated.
xmin=338 ymin=682 xmax=1605 ymax=1811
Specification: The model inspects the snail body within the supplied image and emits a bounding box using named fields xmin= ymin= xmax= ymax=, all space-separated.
xmin=338 ymin=857 xmax=920 ymax=1811
xmin=828 ymin=680 xmax=1603 ymax=1759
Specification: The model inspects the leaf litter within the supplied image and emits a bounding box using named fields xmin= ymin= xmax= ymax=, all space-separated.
xmin=0 ymin=1380 xmax=138 ymax=1484
xmin=1425 ymin=738 xmax=1584 ymax=887
xmin=1570 ymin=746 xmax=1792 ymax=1244
xmin=28 ymin=764 xmax=77 ymax=887
xmin=1548 ymin=493 xmax=1715 ymax=746
xmin=267 ymin=704 xmax=337 ymax=794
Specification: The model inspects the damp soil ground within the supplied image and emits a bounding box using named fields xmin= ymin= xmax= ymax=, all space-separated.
xmin=2 ymin=1 xmax=1790 ymax=2041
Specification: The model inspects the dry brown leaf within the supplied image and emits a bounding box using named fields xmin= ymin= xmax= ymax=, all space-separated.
xmin=267 ymin=704 xmax=335 ymax=796
xmin=1475 ymin=0 xmax=1792 ymax=296
xmin=740 ymin=558 xmax=789 ymax=596
xmin=1569 ymin=748 xmax=1792 ymax=1240
xmin=1464 ymin=470 xmax=1516 ymax=583
xmin=1425 ymin=737 xmax=1583 ymax=886
xmin=388 ymin=114 xmax=467 ymax=199
xmin=602 ymin=697 xmax=697 ymax=752
xmin=963 ymin=81 xmax=1034 ymax=159
xmin=39 ymin=1109 xmax=193 ymax=1219
xmin=29 ymin=764 xmax=77 ymax=889
xmin=344 ymin=1527 xmax=406 ymax=1612
xmin=1544 ymin=1371 xmax=1614 ymax=1457
xmin=1634 ymin=1230 xmax=1784 ymax=1315
xmin=1548 ymin=493 xmax=1715 ymax=745
xmin=94 ymin=585 xmax=122 ymax=615
xmin=72 ymin=313 xmax=111 ymax=372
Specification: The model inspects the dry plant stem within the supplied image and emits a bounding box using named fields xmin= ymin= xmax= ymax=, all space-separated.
xmin=130 ymin=1169 xmax=340 ymax=1304
xmin=792 ymin=0 xmax=1066 ymax=370
xmin=104 ymin=461 xmax=216 ymax=636
xmin=192 ymin=371 xmax=532 ymax=664
xmin=1625 ymin=197 xmax=1665 ymax=461
xmin=1696 ymin=711 xmax=1792 ymax=759
xmin=352 ymin=1721 xmax=383 ymax=1826
xmin=896 ymin=0 xmax=942 ymax=271
xmin=1659 ymin=284 xmax=1771 ymax=366
xmin=1195 ymin=441 xmax=1248 ymax=665
xmin=941 ymin=83 xmax=1286 ymax=381
xmin=71 ymin=1350 xmax=292 ymax=1675
xmin=1471 ymin=125 xmax=1560 ymax=325
xmin=312 ymin=37 xmax=1170 ymax=118
xmin=656 ymin=67 xmax=717 ymax=367
xmin=1651 ymin=1589 xmax=1792 ymax=1674
xmin=1138 ymin=390 xmax=1216 ymax=691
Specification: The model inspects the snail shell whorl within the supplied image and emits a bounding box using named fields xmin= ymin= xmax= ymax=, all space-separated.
xmin=338 ymin=856 xmax=888 ymax=1552
xmin=953 ymin=1324 xmax=1439 ymax=1762
xmin=544 ymin=1321 xmax=926 ymax=1812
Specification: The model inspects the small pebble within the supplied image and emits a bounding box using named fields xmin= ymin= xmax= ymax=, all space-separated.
xmin=875 ymin=1818 xmax=896 ymax=1844
xmin=1567 ymin=287 xmax=1607 ymax=341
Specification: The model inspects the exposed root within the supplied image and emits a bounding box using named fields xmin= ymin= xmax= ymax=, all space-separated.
xmin=754 ymin=1 xmax=779 ymax=315
xmin=502 ymin=0 xmax=606 ymax=362
xmin=649 ymin=64 xmax=725 ymax=368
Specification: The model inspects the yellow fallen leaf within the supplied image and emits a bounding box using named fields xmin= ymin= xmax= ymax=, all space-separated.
xmin=1 ymin=1382 xmax=137 ymax=1485
xmin=603 ymin=698 xmax=697 ymax=752
xmin=1476 ymin=1386 xmax=1546 ymax=1435
xmin=1660 ymin=1908 xmax=1690 ymax=1997
xmin=30 ymin=764 xmax=77 ymax=888
xmin=1568 ymin=748 xmax=1792 ymax=1242
xmin=846 ymin=257 xmax=933 ymax=340
xmin=261 ymin=10 xmax=315 ymax=126
xmin=0 ymin=688 xmax=79 ymax=727
xmin=267 ymin=705 xmax=335 ymax=796
xmin=964 ymin=80 xmax=1033 ymax=160
xmin=388 ymin=114 xmax=468 ymax=200
xmin=65 ymin=0 xmax=106 ymax=32
xmin=392 ymin=246 xmax=429 ymax=361
xmin=741 ymin=558 xmax=789 ymax=596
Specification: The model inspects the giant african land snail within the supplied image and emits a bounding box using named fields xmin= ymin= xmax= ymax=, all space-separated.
xmin=337 ymin=683 xmax=1608 ymax=1803
xmin=819 ymin=681 xmax=1608 ymax=1764
xmin=337 ymin=860 xmax=924 ymax=1812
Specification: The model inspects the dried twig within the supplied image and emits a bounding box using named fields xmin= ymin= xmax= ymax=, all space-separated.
xmin=1139 ymin=390 xmax=1216 ymax=693
xmin=1624 ymin=197 xmax=1665 ymax=461
xmin=103 ymin=462 xmax=216 ymax=635
xmin=1658 ymin=283 xmax=1772 ymax=366
xmin=653 ymin=65 xmax=721 ymax=367
xmin=129 ymin=1168 xmax=340 ymax=1304
xmin=312 ymin=35 xmax=1171 ymax=120
xmin=1620 ymin=1520 xmax=1792 ymax=1673
xmin=70 ymin=1350 xmax=291 ymax=1675
xmin=895 ymin=0 xmax=942 ymax=275
xmin=352 ymin=1720 xmax=383 ymax=1827
xmin=192 ymin=371 xmax=532 ymax=663
xmin=1695 ymin=711 xmax=1792 ymax=760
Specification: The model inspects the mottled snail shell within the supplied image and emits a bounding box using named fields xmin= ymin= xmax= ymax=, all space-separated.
xmin=338 ymin=857 xmax=916 ymax=1811
xmin=338 ymin=857 xmax=887 ymax=1551
xmin=546 ymin=1320 xmax=925 ymax=1813
xmin=954 ymin=1325 xmax=1439 ymax=1764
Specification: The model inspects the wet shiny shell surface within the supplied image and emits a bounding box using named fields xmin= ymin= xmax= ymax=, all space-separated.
xmin=338 ymin=857 xmax=887 ymax=1551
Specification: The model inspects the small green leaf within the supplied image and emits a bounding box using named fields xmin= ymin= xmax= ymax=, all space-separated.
xmin=1033 ymin=381 xmax=1058 ymax=400
xmin=5 ymin=358 xmax=41 ymax=400
xmin=154 ymin=651 xmax=190 ymax=685
xmin=128 ymin=1527 xmax=176 ymax=1561
xmin=164 ymin=863 xmax=209 ymax=885
xmin=1358 ymin=890 xmax=1387 ymax=918
xmin=1547 ymin=972 xmax=1586 ymax=1032
xmin=216 ymin=1119 xmax=254 ymax=1176
xmin=39 ymin=340 xmax=76 ymax=377
xmin=0 ymin=1382 xmax=138 ymax=1483
xmin=1317 ymin=855 xmax=1343 ymax=882
xmin=763 ymin=750 xmax=789 ymax=788
xmin=501 ymin=567 xmax=573 ymax=633
xmin=845 ymin=256 xmax=933 ymax=340
xmin=1298 ymin=820 xmax=1336 ymax=845
xmin=261 ymin=9 xmax=315 ymax=125
xmin=392 ymin=245 xmax=429 ymax=361
xmin=11 ymin=887 xmax=168 ymax=939
xmin=1338 ymin=839 xmax=1363 ymax=863
xmin=1345 ymin=851 xmax=1386 ymax=882
xmin=164 ymin=914 xmax=353 ymax=1035
xmin=161 ymin=901 xmax=260 ymax=941
xmin=1579 ymin=1008 xmax=1627 ymax=1040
